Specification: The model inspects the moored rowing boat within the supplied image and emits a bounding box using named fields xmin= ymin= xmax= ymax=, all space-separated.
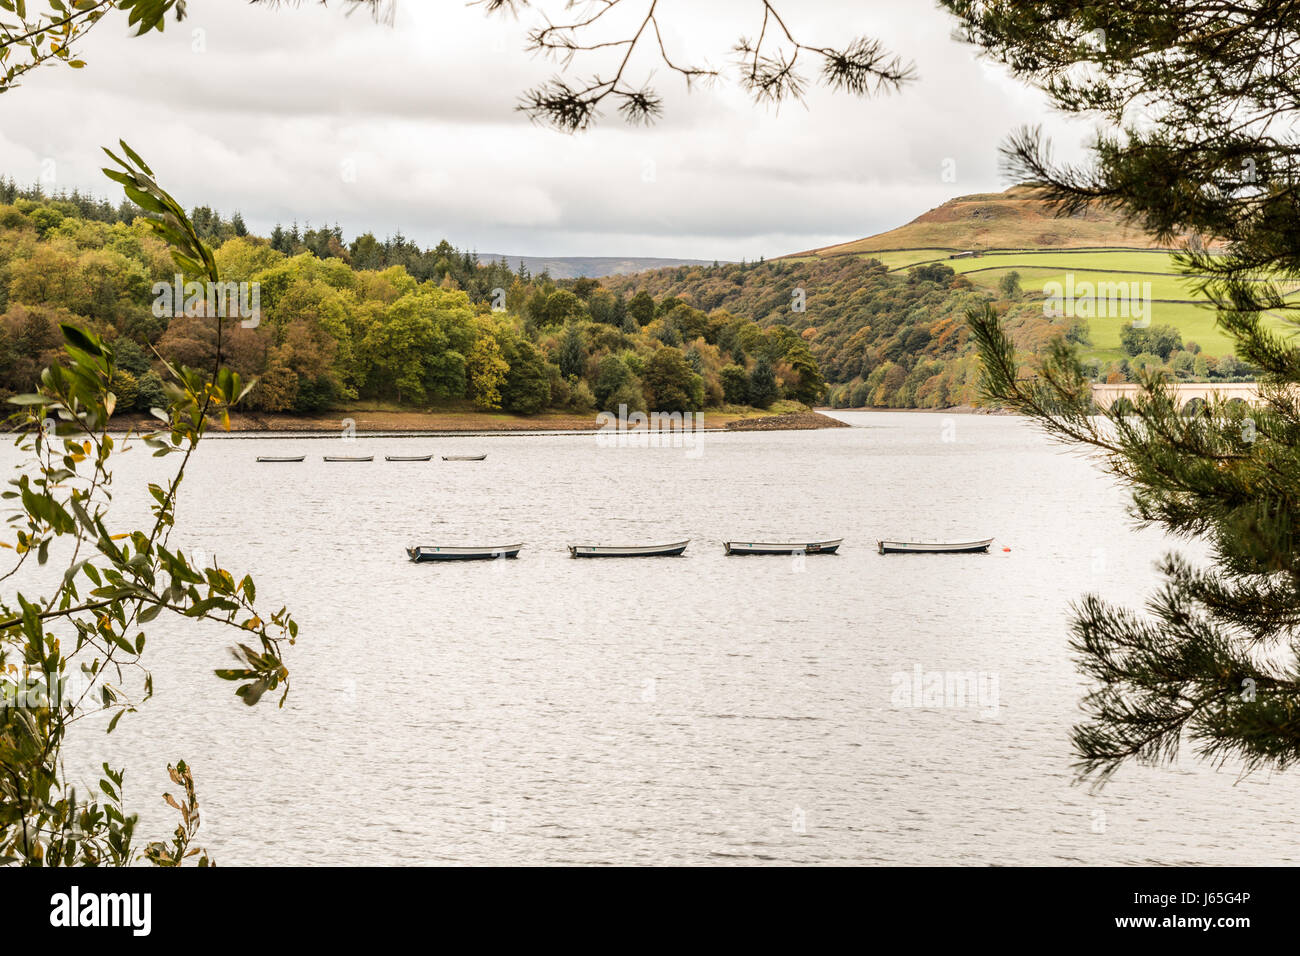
xmin=724 ymin=538 xmax=842 ymax=555
xmin=568 ymin=540 xmax=689 ymax=558
xmin=877 ymin=538 xmax=994 ymax=554
xmin=407 ymin=544 xmax=522 ymax=562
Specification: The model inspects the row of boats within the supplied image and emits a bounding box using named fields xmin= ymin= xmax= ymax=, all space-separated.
xmin=406 ymin=537 xmax=995 ymax=561
xmin=257 ymin=454 xmax=486 ymax=462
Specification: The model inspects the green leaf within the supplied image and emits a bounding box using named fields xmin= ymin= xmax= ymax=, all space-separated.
xmin=110 ymin=632 xmax=136 ymax=656
xmin=60 ymin=324 xmax=103 ymax=357
xmin=123 ymin=185 xmax=168 ymax=215
xmin=118 ymin=139 xmax=154 ymax=176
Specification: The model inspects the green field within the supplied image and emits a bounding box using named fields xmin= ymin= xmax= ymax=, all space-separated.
xmin=833 ymin=247 xmax=1298 ymax=357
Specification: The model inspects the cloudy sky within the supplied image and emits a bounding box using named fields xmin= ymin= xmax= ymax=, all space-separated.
xmin=0 ymin=0 xmax=1092 ymax=260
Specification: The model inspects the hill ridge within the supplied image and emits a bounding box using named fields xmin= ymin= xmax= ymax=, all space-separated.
xmin=783 ymin=185 xmax=1174 ymax=259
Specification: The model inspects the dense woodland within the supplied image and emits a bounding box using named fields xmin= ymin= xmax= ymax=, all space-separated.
xmin=0 ymin=179 xmax=824 ymax=418
xmin=0 ymin=177 xmax=1246 ymax=415
xmin=605 ymin=258 xmax=1250 ymax=409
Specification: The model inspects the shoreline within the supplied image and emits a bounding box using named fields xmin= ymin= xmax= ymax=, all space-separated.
xmin=106 ymin=407 xmax=852 ymax=436
xmin=816 ymin=405 xmax=1012 ymax=416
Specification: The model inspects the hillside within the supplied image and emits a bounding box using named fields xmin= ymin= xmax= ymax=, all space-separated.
xmin=774 ymin=186 xmax=1292 ymax=360
xmin=599 ymin=186 xmax=1271 ymax=409
xmin=604 ymin=257 xmax=994 ymax=407
xmin=787 ymin=185 xmax=1175 ymax=257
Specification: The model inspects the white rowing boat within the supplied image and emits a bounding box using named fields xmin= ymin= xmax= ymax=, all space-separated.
xmin=877 ymin=538 xmax=994 ymax=554
xmin=568 ymin=540 xmax=689 ymax=558
xmin=724 ymin=538 xmax=842 ymax=555
xmin=407 ymin=544 xmax=522 ymax=562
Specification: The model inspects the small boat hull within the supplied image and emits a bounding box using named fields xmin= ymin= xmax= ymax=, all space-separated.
xmin=442 ymin=454 xmax=486 ymax=461
xmin=407 ymin=545 xmax=522 ymax=562
xmin=568 ymin=540 xmax=689 ymax=558
xmin=256 ymin=456 xmax=305 ymax=463
xmin=385 ymin=455 xmax=433 ymax=462
xmin=324 ymin=456 xmax=374 ymax=462
xmin=725 ymin=539 xmax=842 ymax=555
xmin=878 ymin=538 xmax=994 ymax=555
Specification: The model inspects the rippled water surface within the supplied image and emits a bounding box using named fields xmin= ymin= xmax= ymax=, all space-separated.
xmin=41 ymin=412 xmax=1300 ymax=864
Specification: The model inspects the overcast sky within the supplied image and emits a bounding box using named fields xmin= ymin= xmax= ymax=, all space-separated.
xmin=0 ymin=1 xmax=1093 ymax=260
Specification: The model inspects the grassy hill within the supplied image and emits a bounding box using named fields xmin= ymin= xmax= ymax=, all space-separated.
xmin=781 ymin=186 xmax=1297 ymax=360
xmin=869 ymin=247 xmax=1228 ymax=356
xmin=787 ymin=185 xmax=1172 ymax=256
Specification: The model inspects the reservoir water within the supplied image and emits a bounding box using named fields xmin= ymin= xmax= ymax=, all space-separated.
xmin=44 ymin=411 xmax=1300 ymax=864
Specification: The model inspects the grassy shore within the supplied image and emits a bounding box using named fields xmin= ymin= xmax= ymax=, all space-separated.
xmin=111 ymin=400 xmax=848 ymax=434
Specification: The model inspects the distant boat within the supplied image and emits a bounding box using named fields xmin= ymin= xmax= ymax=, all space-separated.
xmin=323 ymin=455 xmax=374 ymax=462
xmin=442 ymin=454 xmax=486 ymax=461
xmin=256 ymin=455 xmax=305 ymax=463
xmin=407 ymin=544 xmax=522 ymax=562
xmin=568 ymin=540 xmax=689 ymax=558
xmin=385 ymin=454 xmax=433 ymax=462
xmin=878 ymin=538 xmax=994 ymax=554
xmin=724 ymin=538 xmax=842 ymax=555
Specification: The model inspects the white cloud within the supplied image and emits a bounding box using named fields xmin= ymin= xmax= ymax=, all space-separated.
xmin=0 ymin=0 xmax=1088 ymax=260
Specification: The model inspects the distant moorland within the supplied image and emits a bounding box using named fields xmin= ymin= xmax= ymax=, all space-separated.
xmin=476 ymin=254 xmax=723 ymax=280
